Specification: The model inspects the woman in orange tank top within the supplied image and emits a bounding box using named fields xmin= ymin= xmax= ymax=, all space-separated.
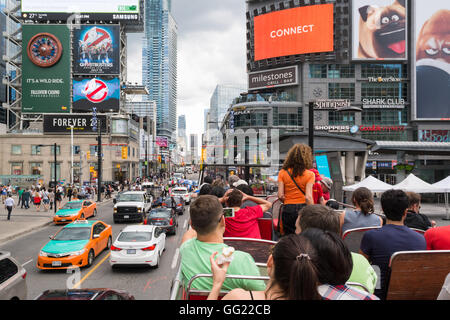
xmin=277 ymin=144 xmax=314 ymax=235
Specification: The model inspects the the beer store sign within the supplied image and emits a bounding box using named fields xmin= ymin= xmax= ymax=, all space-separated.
xmin=44 ymin=114 xmax=107 ymax=134
xmin=248 ymin=66 xmax=298 ymax=90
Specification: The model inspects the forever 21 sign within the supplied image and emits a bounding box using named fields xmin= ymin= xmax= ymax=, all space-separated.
xmin=43 ymin=114 xmax=107 ymax=134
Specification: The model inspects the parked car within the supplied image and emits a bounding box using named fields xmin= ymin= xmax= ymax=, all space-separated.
xmin=0 ymin=251 xmax=27 ymax=300
xmin=53 ymin=200 xmax=97 ymax=224
xmin=144 ymin=208 xmax=178 ymax=235
xmin=171 ymin=187 xmax=191 ymax=204
xmin=37 ymin=220 xmax=112 ymax=270
xmin=35 ymin=288 xmax=134 ymax=300
xmin=161 ymin=196 xmax=185 ymax=215
xmin=109 ymin=225 xmax=166 ymax=268
xmin=113 ymin=191 xmax=152 ymax=223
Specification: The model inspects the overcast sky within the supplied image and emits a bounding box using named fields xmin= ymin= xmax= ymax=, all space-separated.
xmin=127 ymin=0 xmax=247 ymax=143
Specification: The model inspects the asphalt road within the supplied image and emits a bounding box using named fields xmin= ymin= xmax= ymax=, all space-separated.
xmin=1 ymin=199 xmax=191 ymax=300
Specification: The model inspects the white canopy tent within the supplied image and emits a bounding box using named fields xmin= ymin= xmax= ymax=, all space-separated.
xmin=432 ymin=176 xmax=450 ymax=220
xmin=391 ymin=173 xmax=441 ymax=193
xmin=342 ymin=175 xmax=393 ymax=192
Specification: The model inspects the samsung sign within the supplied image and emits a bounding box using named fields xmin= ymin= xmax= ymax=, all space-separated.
xmin=249 ymin=66 xmax=298 ymax=90
xmin=44 ymin=114 xmax=107 ymax=134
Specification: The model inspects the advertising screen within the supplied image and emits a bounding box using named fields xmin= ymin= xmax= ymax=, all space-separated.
xmin=414 ymin=1 xmax=450 ymax=120
xmin=21 ymin=0 xmax=140 ymax=22
xmin=352 ymin=0 xmax=408 ymax=61
xmin=253 ymin=4 xmax=334 ymax=61
xmin=73 ymin=77 xmax=120 ymax=113
xmin=43 ymin=114 xmax=107 ymax=134
xmin=156 ymin=136 xmax=168 ymax=148
xmin=73 ymin=25 xmax=120 ymax=75
xmin=22 ymin=25 xmax=71 ymax=113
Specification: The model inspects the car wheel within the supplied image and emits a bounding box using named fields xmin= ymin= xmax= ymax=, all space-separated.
xmin=80 ymin=213 xmax=85 ymax=220
xmin=86 ymin=249 xmax=95 ymax=267
xmin=93 ymin=209 xmax=97 ymax=217
xmin=106 ymin=236 xmax=112 ymax=250
xmin=153 ymin=253 xmax=159 ymax=269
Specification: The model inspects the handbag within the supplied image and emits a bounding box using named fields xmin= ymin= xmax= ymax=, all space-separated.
xmin=286 ymin=169 xmax=306 ymax=196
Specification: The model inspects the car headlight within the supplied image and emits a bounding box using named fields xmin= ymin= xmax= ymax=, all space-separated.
xmin=39 ymin=251 xmax=48 ymax=257
xmin=137 ymin=208 xmax=142 ymax=212
xmin=113 ymin=207 xmax=117 ymax=213
xmin=67 ymin=249 xmax=86 ymax=256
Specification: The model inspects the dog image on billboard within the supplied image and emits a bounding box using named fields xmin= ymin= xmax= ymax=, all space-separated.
xmin=357 ymin=0 xmax=406 ymax=59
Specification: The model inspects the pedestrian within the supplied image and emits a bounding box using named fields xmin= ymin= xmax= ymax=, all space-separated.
xmin=5 ymin=193 xmax=15 ymax=220
xmin=41 ymin=187 xmax=50 ymax=211
xmin=48 ymin=189 xmax=54 ymax=210
xmin=17 ymin=187 xmax=23 ymax=207
xmin=1 ymin=187 xmax=7 ymax=204
xmin=33 ymin=189 xmax=41 ymax=212
xmin=67 ymin=185 xmax=73 ymax=202
xmin=22 ymin=188 xmax=30 ymax=209
xmin=55 ymin=188 xmax=63 ymax=209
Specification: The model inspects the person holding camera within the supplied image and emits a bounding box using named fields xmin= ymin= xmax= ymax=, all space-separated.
xmin=219 ymin=189 xmax=272 ymax=239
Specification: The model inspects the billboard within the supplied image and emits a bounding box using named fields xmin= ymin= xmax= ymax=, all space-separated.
xmin=248 ymin=66 xmax=298 ymax=90
xmin=21 ymin=0 xmax=140 ymax=22
xmin=43 ymin=114 xmax=107 ymax=134
xmin=73 ymin=77 xmax=120 ymax=113
xmin=352 ymin=0 xmax=408 ymax=60
xmin=73 ymin=25 xmax=120 ymax=75
xmin=253 ymin=4 xmax=334 ymax=61
xmin=414 ymin=2 xmax=450 ymax=120
xmin=156 ymin=136 xmax=168 ymax=148
xmin=22 ymin=25 xmax=71 ymax=113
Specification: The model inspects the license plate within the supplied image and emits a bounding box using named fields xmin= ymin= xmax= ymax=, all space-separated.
xmin=61 ymin=219 xmax=66 ymax=222
xmin=124 ymin=215 xmax=129 ymax=219
xmin=127 ymin=249 xmax=136 ymax=254
xmin=52 ymin=261 xmax=62 ymax=267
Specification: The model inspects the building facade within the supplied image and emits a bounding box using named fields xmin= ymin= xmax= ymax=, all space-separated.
xmin=210 ymin=84 xmax=247 ymax=129
xmin=142 ymin=0 xmax=178 ymax=143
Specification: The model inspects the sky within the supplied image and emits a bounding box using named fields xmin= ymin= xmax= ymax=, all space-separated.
xmin=127 ymin=0 xmax=248 ymax=144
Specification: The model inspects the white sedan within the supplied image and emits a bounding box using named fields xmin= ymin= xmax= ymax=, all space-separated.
xmin=109 ymin=225 xmax=166 ymax=268
xmin=171 ymin=187 xmax=191 ymax=204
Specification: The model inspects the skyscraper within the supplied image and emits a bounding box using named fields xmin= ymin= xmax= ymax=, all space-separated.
xmin=210 ymin=84 xmax=247 ymax=128
xmin=142 ymin=0 xmax=178 ymax=143
xmin=178 ymin=114 xmax=186 ymax=138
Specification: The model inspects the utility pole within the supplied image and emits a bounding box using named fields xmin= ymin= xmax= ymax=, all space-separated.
xmin=308 ymin=102 xmax=315 ymax=154
xmin=97 ymin=119 xmax=102 ymax=202
xmin=54 ymin=143 xmax=57 ymax=214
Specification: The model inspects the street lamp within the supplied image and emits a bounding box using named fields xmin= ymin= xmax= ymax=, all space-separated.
xmin=38 ymin=143 xmax=58 ymax=213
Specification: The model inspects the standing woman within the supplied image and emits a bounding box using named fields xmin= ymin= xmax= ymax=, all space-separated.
xmin=34 ymin=189 xmax=41 ymax=212
xmin=277 ymin=144 xmax=315 ymax=235
xmin=55 ymin=187 xmax=63 ymax=210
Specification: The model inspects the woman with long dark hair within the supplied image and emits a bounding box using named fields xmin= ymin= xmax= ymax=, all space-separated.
xmin=342 ymin=187 xmax=383 ymax=233
xmin=277 ymin=144 xmax=315 ymax=235
xmin=207 ymin=234 xmax=321 ymax=300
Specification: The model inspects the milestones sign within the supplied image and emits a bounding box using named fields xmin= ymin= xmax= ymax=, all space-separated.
xmin=249 ymin=66 xmax=298 ymax=90
xmin=43 ymin=114 xmax=107 ymax=134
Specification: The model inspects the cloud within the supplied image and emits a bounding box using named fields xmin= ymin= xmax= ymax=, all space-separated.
xmin=127 ymin=0 xmax=247 ymax=147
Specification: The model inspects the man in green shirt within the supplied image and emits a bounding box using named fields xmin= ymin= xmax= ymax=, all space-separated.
xmin=180 ymin=195 xmax=266 ymax=292
xmin=17 ymin=188 xmax=23 ymax=207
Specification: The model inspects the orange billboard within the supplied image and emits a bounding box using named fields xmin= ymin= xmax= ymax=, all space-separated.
xmin=254 ymin=4 xmax=334 ymax=61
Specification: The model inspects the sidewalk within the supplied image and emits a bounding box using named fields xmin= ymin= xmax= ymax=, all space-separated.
xmin=0 ymin=195 xmax=113 ymax=245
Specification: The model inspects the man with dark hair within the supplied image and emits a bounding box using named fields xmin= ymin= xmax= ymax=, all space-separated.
xmin=203 ymin=176 xmax=213 ymax=184
xmin=294 ymin=204 xmax=378 ymax=294
xmin=220 ymin=189 xmax=272 ymax=239
xmin=404 ymin=191 xmax=436 ymax=231
xmin=360 ymin=189 xmax=426 ymax=300
xmin=180 ymin=195 xmax=266 ymax=292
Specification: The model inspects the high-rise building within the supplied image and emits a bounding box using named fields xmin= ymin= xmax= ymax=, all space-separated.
xmin=210 ymin=84 xmax=247 ymax=128
xmin=142 ymin=0 xmax=178 ymax=143
xmin=178 ymin=114 xmax=186 ymax=138
xmin=190 ymin=133 xmax=198 ymax=164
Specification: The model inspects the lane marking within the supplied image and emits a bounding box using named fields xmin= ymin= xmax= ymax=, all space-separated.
xmin=73 ymin=252 xmax=110 ymax=289
xmin=183 ymin=220 xmax=187 ymax=229
xmin=22 ymin=259 xmax=33 ymax=267
xmin=171 ymin=248 xmax=180 ymax=270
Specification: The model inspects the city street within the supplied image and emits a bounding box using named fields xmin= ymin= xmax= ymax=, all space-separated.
xmin=0 ymin=198 xmax=191 ymax=300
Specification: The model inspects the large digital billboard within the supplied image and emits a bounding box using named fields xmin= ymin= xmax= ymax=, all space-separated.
xmin=352 ymin=0 xmax=408 ymax=61
xmin=22 ymin=25 xmax=71 ymax=113
xmin=73 ymin=77 xmax=120 ymax=113
xmin=21 ymin=0 xmax=140 ymax=22
xmin=414 ymin=1 xmax=450 ymax=120
xmin=253 ymin=4 xmax=334 ymax=61
xmin=73 ymin=25 xmax=120 ymax=75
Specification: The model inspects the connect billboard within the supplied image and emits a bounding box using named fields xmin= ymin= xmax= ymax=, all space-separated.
xmin=253 ymin=4 xmax=334 ymax=61
xmin=352 ymin=0 xmax=408 ymax=61
xmin=73 ymin=77 xmax=120 ymax=113
xmin=22 ymin=25 xmax=71 ymax=113
xmin=73 ymin=25 xmax=120 ymax=75
xmin=21 ymin=0 xmax=140 ymax=22
xmin=414 ymin=1 xmax=450 ymax=120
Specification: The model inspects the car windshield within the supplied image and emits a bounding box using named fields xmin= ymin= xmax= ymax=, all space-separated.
xmin=41 ymin=291 xmax=96 ymax=300
xmin=149 ymin=209 xmax=171 ymax=218
xmin=62 ymin=202 xmax=83 ymax=210
xmin=172 ymin=190 xmax=186 ymax=194
xmin=118 ymin=194 xmax=144 ymax=202
xmin=118 ymin=232 xmax=152 ymax=242
xmin=53 ymin=227 xmax=91 ymax=241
